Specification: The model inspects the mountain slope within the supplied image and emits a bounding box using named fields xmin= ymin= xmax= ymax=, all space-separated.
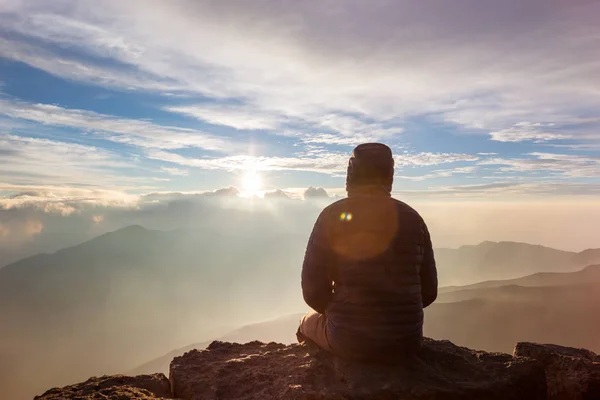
xmin=440 ymin=264 xmax=600 ymax=294
xmin=0 ymin=225 xmax=308 ymax=400
xmin=434 ymin=241 xmax=600 ymax=285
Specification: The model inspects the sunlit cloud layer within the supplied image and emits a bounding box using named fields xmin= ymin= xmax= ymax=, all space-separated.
xmin=0 ymin=0 xmax=599 ymax=203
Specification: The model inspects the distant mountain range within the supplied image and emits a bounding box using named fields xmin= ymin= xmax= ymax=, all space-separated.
xmin=1 ymin=225 xmax=599 ymax=399
xmin=435 ymin=241 xmax=600 ymax=285
xmin=440 ymin=263 xmax=600 ymax=294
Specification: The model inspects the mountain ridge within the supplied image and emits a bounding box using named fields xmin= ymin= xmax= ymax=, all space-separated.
xmin=3 ymin=224 xmax=599 ymax=275
xmin=440 ymin=263 xmax=600 ymax=293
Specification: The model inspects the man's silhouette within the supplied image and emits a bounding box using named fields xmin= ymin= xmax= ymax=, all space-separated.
xmin=297 ymin=143 xmax=437 ymax=361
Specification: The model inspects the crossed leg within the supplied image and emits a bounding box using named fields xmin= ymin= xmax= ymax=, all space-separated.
xmin=296 ymin=311 xmax=334 ymax=352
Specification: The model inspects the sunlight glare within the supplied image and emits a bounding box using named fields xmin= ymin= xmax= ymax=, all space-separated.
xmin=242 ymin=170 xmax=262 ymax=196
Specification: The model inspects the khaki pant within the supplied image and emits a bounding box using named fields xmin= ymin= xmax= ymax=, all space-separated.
xmin=296 ymin=311 xmax=333 ymax=352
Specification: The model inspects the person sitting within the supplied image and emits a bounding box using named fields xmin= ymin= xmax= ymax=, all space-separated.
xmin=297 ymin=143 xmax=438 ymax=362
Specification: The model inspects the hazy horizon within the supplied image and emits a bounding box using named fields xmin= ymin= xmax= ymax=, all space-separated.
xmin=2 ymin=191 xmax=600 ymax=268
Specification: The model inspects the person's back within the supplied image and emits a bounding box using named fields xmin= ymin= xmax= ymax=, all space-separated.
xmin=297 ymin=143 xmax=437 ymax=362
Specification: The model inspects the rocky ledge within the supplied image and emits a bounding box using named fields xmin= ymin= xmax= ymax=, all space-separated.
xmin=36 ymin=339 xmax=600 ymax=400
xmin=34 ymin=373 xmax=172 ymax=399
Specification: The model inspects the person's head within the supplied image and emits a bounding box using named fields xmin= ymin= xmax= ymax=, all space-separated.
xmin=346 ymin=143 xmax=395 ymax=193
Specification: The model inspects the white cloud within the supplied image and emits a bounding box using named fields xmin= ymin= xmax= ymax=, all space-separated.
xmin=489 ymin=122 xmax=572 ymax=143
xmin=166 ymin=105 xmax=403 ymax=145
xmin=1 ymin=0 xmax=600 ymax=204
xmin=0 ymin=37 xmax=178 ymax=92
xmin=0 ymin=99 xmax=230 ymax=151
xmin=2 ymin=0 xmax=599 ymax=146
xmin=406 ymin=182 xmax=600 ymax=198
xmin=397 ymin=166 xmax=476 ymax=181
xmin=147 ymin=150 xmax=478 ymax=174
xmin=0 ymin=134 xmax=144 ymax=187
xmin=146 ymin=151 xmax=350 ymax=174
xmin=480 ymin=153 xmax=600 ymax=178
xmin=0 ymin=183 xmax=140 ymax=211
xmin=263 ymin=189 xmax=291 ymax=199
xmin=302 ymin=114 xmax=403 ymax=145
xmin=165 ymin=104 xmax=280 ymax=130
xmin=160 ymin=167 xmax=189 ymax=176
xmin=394 ymin=153 xmax=478 ymax=167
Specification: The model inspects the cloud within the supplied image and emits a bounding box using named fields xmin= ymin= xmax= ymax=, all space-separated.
xmin=146 ymin=151 xmax=350 ymax=174
xmin=480 ymin=153 xmax=600 ymax=178
xmin=397 ymin=182 xmax=600 ymax=198
xmin=0 ymin=218 xmax=43 ymax=241
xmin=394 ymin=153 xmax=479 ymax=167
xmin=397 ymin=166 xmax=476 ymax=181
xmin=0 ymin=99 xmax=230 ymax=151
xmin=204 ymin=187 xmax=241 ymax=197
xmin=298 ymin=114 xmax=404 ymax=145
xmin=489 ymin=122 xmax=572 ymax=143
xmin=2 ymin=0 xmax=599 ymax=147
xmin=160 ymin=167 xmax=189 ymax=176
xmin=0 ymin=134 xmax=148 ymax=188
xmin=263 ymin=189 xmax=291 ymax=199
xmin=303 ymin=186 xmax=329 ymax=199
xmin=1 ymin=0 xmax=600 ymax=204
xmin=166 ymin=105 xmax=403 ymax=145
xmin=0 ymin=37 xmax=179 ymax=92
xmin=148 ymin=150 xmax=478 ymax=175
xmin=165 ymin=104 xmax=280 ymax=130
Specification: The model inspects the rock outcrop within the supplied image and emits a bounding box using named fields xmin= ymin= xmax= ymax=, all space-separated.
xmin=169 ymin=339 xmax=546 ymax=399
xmin=514 ymin=342 xmax=600 ymax=399
xmin=34 ymin=338 xmax=600 ymax=400
xmin=34 ymin=374 xmax=172 ymax=399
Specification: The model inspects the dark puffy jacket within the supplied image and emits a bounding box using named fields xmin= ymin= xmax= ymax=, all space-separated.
xmin=301 ymin=188 xmax=437 ymax=361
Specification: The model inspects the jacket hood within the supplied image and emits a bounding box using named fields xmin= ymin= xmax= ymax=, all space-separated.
xmin=346 ymin=143 xmax=394 ymax=193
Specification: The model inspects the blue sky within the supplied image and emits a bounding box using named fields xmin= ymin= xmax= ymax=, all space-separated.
xmin=1 ymin=0 xmax=600 ymax=205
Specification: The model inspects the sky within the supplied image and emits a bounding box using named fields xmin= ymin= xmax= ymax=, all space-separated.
xmin=1 ymin=0 xmax=600 ymax=258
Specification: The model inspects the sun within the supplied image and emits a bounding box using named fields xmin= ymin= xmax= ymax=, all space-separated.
xmin=242 ymin=170 xmax=262 ymax=196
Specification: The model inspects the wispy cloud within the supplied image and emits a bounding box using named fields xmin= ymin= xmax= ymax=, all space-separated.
xmin=1 ymin=0 xmax=599 ymax=202
xmin=0 ymin=183 xmax=140 ymax=211
xmin=489 ymin=122 xmax=572 ymax=143
xmin=160 ymin=167 xmax=189 ymax=176
xmin=165 ymin=104 xmax=280 ymax=130
xmin=146 ymin=151 xmax=350 ymax=174
xmin=407 ymin=182 xmax=600 ymax=198
xmin=148 ymin=150 xmax=478 ymax=175
xmin=398 ymin=166 xmax=477 ymax=181
xmin=0 ymin=133 xmax=141 ymax=187
xmin=2 ymin=0 xmax=599 ymax=145
xmin=480 ymin=153 xmax=600 ymax=178
xmin=0 ymin=99 xmax=230 ymax=151
xmin=166 ymin=105 xmax=403 ymax=145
